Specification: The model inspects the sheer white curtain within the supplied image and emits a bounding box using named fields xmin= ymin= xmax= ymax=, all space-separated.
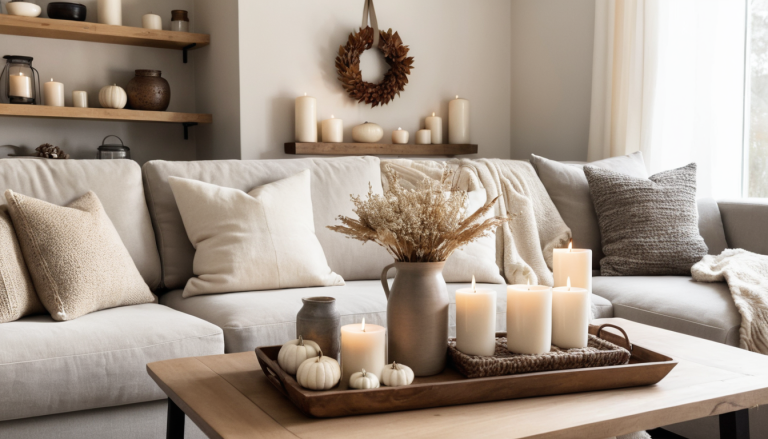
xmin=588 ymin=0 xmax=746 ymax=199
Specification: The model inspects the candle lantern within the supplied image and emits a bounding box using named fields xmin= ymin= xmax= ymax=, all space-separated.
xmin=1 ymin=55 xmax=41 ymax=105
xmin=97 ymin=135 xmax=131 ymax=160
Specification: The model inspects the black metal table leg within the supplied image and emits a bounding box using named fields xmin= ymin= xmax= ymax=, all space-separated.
xmin=720 ymin=409 xmax=750 ymax=439
xmin=167 ymin=398 xmax=185 ymax=439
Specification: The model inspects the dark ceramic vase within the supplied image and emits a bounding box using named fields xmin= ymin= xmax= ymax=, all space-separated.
xmin=296 ymin=297 xmax=340 ymax=361
xmin=126 ymin=70 xmax=170 ymax=111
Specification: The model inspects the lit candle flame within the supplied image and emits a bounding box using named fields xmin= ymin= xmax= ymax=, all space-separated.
xmin=568 ymin=239 xmax=573 ymax=252
xmin=432 ymin=112 xmax=435 ymax=117
xmin=471 ymin=275 xmax=476 ymax=293
xmin=398 ymin=127 xmax=402 ymax=130
xmin=567 ymin=277 xmax=571 ymax=291
xmin=304 ymin=92 xmax=307 ymax=96
xmin=50 ymin=78 xmax=53 ymax=82
xmin=361 ymin=318 xmax=365 ymax=332
xmin=331 ymin=115 xmax=334 ymax=119
xmin=455 ymin=95 xmax=459 ymax=99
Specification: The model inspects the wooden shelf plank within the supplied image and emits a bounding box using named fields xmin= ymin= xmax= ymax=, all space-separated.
xmin=285 ymin=142 xmax=478 ymax=156
xmin=0 ymin=104 xmax=211 ymax=124
xmin=0 ymin=15 xmax=209 ymax=50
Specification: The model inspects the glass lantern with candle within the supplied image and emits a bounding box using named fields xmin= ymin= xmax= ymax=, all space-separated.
xmin=1 ymin=55 xmax=41 ymax=105
xmin=97 ymin=135 xmax=131 ymax=160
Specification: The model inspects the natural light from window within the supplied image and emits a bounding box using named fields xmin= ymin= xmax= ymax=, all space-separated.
xmin=748 ymin=0 xmax=768 ymax=198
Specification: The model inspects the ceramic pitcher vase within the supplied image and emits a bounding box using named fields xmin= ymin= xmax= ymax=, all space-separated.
xmin=381 ymin=261 xmax=449 ymax=376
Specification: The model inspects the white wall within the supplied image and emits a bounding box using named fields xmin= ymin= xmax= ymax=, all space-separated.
xmin=237 ymin=0 xmax=513 ymax=160
xmin=0 ymin=0 xmax=199 ymax=163
xmin=509 ymin=0 xmax=596 ymax=161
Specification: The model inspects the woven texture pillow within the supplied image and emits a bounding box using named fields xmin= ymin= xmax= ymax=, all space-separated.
xmin=0 ymin=206 xmax=45 ymax=322
xmin=4 ymin=190 xmax=154 ymax=321
xmin=584 ymin=163 xmax=708 ymax=276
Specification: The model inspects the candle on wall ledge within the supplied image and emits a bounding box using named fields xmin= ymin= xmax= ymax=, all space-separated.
xmin=425 ymin=112 xmax=442 ymax=144
xmin=507 ymin=281 xmax=552 ymax=355
xmin=9 ymin=73 xmax=32 ymax=99
xmin=295 ymin=93 xmax=317 ymax=142
xmin=321 ymin=115 xmax=343 ymax=143
xmin=142 ymin=13 xmax=163 ymax=30
xmin=73 ymin=91 xmax=88 ymax=108
xmin=553 ymin=239 xmax=592 ymax=294
xmin=44 ymin=79 xmax=64 ymax=107
xmin=415 ymin=129 xmax=431 ymax=145
xmin=455 ymin=276 xmax=497 ymax=356
xmin=340 ymin=318 xmax=386 ymax=387
xmin=448 ymin=95 xmax=470 ymax=144
xmin=97 ymin=0 xmax=122 ymax=25
xmin=552 ymin=277 xmax=590 ymax=349
xmin=392 ymin=127 xmax=409 ymax=144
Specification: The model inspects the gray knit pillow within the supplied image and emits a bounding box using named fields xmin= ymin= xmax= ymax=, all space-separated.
xmin=584 ymin=163 xmax=707 ymax=275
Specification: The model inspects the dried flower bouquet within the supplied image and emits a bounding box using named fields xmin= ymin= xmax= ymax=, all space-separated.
xmin=328 ymin=166 xmax=509 ymax=263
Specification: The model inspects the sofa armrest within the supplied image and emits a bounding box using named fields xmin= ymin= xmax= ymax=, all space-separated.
xmin=717 ymin=199 xmax=768 ymax=256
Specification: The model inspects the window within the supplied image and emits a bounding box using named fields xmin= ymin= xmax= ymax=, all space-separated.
xmin=747 ymin=0 xmax=768 ymax=197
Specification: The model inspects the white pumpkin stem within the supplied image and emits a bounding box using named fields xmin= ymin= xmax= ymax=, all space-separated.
xmin=391 ymin=361 xmax=399 ymax=370
xmin=316 ymin=350 xmax=323 ymax=362
xmin=361 ymin=368 xmax=367 ymax=377
xmin=298 ymin=335 xmax=304 ymax=346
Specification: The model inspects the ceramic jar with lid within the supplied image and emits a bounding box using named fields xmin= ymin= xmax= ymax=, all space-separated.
xmin=171 ymin=10 xmax=189 ymax=32
xmin=126 ymin=70 xmax=170 ymax=111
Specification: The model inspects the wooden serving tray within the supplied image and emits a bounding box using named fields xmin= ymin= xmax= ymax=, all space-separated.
xmin=254 ymin=324 xmax=677 ymax=418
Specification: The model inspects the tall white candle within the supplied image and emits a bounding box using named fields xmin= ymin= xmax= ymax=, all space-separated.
xmin=340 ymin=319 xmax=386 ymax=387
xmin=415 ymin=129 xmax=431 ymax=145
xmin=553 ymin=240 xmax=592 ymax=293
xmin=455 ymin=276 xmax=497 ymax=356
xmin=448 ymin=95 xmax=470 ymax=144
xmin=321 ymin=115 xmax=343 ymax=143
xmin=507 ymin=283 xmax=552 ymax=355
xmin=295 ymin=93 xmax=317 ymax=142
xmin=44 ymin=79 xmax=64 ymax=107
xmin=392 ymin=127 xmax=409 ymax=144
xmin=142 ymin=14 xmax=162 ymax=30
xmin=72 ymin=91 xmax=88 ymax=108
xmin=97 ymin=0 xmax=122 ymax=25
xmin=425 ymin=112 xmax=443 ymax=144
xmin=9 ymin=73 xmax=32 ymax=98
xmin=552 ymin=277 xmax=590 ymax=349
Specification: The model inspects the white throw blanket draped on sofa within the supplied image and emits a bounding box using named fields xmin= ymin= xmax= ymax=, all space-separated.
xmin=692 ymin=249 xmax=768 ymax=355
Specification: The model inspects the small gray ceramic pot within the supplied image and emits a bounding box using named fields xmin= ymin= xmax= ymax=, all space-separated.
xmin=296 ymin=297 xmax=340 ymax=361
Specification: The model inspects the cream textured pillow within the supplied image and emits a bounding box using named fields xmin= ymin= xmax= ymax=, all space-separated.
xmin=4 ymin=190 xmax=155 ymax=321
xmin=169 ymin=170 xmax=345 ymax=297
xmin=0 ymin=206 xmax=45 ymax=323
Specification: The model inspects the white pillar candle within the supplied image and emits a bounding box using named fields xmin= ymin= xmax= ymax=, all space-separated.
xmin=552 ymin=277 xmax=591 ymax=349
xmin=295 ymin=93 xmax=317 ymax=142
xmin=97 ymin=0 xmax=122 ymax=25
xmin=415 ymin=129 xmax=431 ymax=145
xmin=9 ymin=73 xmax=32 ymax=98
xmin=44 ymin=79 xmax=64 ymax=107
xmin=553 ymin=240 xmax=593 ymax=294
xmin=321 ymin=115 xmax=343 ymax=143
xmin=425 ymin=112 xmax=443 ymax=144
xmin=142 ymin=14 xmax=162 ymax=30
xmin=506 ymin=283 xmax=552 ymax=355
xmin=392 ymin=127 xmax=409 ymax=144
xmin=340 ymin=319 xmax=386 ymax=387
xmin=455 ymin=276 xmax=497 ymax=356
xmin=72 ymin=91 xmax=88 ymax=108
xmin=448 ymin=95 xmax=470 ymax=144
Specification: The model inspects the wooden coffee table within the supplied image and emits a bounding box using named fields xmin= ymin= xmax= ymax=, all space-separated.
xmin=147 ymin=318 xmax=768 ymax=439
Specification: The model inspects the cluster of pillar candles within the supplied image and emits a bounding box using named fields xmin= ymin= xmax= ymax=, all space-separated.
xmin=9 ymin=74 xmax=88 ymax=108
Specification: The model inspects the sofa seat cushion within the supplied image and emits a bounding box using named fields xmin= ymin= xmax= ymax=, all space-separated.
xmin=161 ymin=281 xmax=614 ymax=353
xmin=592 ymin=276 xmax=740 ymax=346
xmin=0 ymin=303 xmax=223 ymax=421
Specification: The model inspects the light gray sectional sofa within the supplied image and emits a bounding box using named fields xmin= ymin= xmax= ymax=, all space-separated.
xmin=0 ymin=157 xmax=765 ymax=439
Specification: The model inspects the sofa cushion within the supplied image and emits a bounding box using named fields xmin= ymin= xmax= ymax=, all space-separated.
xmin=0 ymin=159 xmax=161 ymax=290
xmin=143 ymin=158 xmax=392 ymax=291
xmin=0 ymin=206 xmax=44 ymax=323
xmin=161 ymin=281 xmax=613 ymax=353
xmin=718 ymin=199 xmax=768 ymax=255
xmin=697 ymin=198 xmax=728 ymax=255
xmin=0 ymin=303 xmax=223 ymax=421
xmin=592 ymin=276 xmax=740 ymax=346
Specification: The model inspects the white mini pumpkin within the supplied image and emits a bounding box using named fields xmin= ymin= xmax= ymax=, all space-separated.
xmin=277 ymin=336 xmax=321 ymax=375
xmin=380 ymin=361 xmax=415 ymax=387
xmin=349 ymin=368 xmax=380 ymax=389
xmin=99 ymin=84 xmax=127 ymax=109
xmin=296 ymin=351 xmax=340 ymax=390
xmin=351 ymin=122 xmax=384 ymax=143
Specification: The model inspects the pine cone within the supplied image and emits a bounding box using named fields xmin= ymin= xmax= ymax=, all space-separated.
xmin=35 ymin=143 xmax=70 ymax=160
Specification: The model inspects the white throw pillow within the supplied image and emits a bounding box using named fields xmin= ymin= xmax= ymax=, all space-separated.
xmin=169 ymin=170 xmax=344 ymax=297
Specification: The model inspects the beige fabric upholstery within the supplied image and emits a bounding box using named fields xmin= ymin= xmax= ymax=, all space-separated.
xmin=719 ymin=199 xmax=768 ymax=255
xmin=5 ymin=191 xmax=155 ymax=321
xmin=169 ymin=172 xmax=344 ymax=297
xmin=697 ymin=198 xmax=728 ymax=255
xmin=0 ymin=159 xmax=161 ymax=290
xmin=0 ymin=206 xmax=44 ymax=322
xmin=0 ymin=303 xmax=223 ymax=421
xmin=592 ymin=276 xmax=741 ymax=346
xmin=143 ymin=158 xmax=392 ymax=290
xmin=161 ymin=281 xmax=613 ymax=353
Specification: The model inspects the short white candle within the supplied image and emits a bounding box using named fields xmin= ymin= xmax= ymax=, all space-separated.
xmin=44 ymin=79 xmax=64 ymax=107
xmin=455 ymin=276 xmax=497 ymax=356
xmin=425 ymin=112 xmax=443 ymax=144
xmin=142 ymin=14 xmax=162 ymax=30
xmin=72 ymin=91 xmax=88 ymax=108
xmin=295 ymin=93 xmax=317 ymax=142
xmin=415 ymin=129 xmax=431 ymax=145
xmin=507 ymin=282 xmax=552 ymax=355
xmin=553 ymin=240 xmax=593 ymax=294
xmin=321 ymin=115 xmax=343 ymax=143
xmin=448 ymin=95 xmax=470 ymax=144
xmin=97 ymin=0 xmax=122 ymax=25
xmin=552 ymin=277 xmax=591 ymax=349
xmin=392 ymin=127 xmax=409 ymax=144
xmin=9 ymin=73 xmax=32 ymax=98
xmin=340 ymin=319 xmax=386 ymax=387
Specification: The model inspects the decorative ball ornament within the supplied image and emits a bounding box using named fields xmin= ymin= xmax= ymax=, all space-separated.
xmin=380 ymin=361 xmax=415 ymax=387
xmin=277 ymin=336 xmax=321 ymax=375
xmin=349 ymin=368 xmax=380 ymax=389
xmin=99 ymin=84 xmax=127 ymax=109
xmin=296 ymin=351 xmax=341 ymax=390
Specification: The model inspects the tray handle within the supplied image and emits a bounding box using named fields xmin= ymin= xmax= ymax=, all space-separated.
xmin=596 ymin=323 xmax=633 ymax=352
xmin=256 ymin=355 xmax=289 ymax=397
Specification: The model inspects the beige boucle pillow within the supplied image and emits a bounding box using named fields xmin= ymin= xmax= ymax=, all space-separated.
xmin=0 ymin=206 xmax=45 ymax=323
xmin=4 ymin=190 xmax=155 ymax=321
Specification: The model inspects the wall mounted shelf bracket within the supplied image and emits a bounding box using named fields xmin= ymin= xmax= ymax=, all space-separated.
xmin=182 ymin=122 xmax=198 ymax=140
xmin=183 ymin=43 xmax=196 ymax=63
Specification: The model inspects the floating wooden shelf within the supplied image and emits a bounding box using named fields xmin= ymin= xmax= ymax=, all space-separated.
xmin=0 ymin=15 xmax=209 ymax=52
xmin=285 ymin=142 xmax=478 ymax=156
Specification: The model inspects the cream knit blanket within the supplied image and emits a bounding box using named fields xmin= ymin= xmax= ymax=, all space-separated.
xmin=692 ymin=249 xmax=768 ymax=354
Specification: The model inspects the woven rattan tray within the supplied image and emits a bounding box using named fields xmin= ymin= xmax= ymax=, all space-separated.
xmin=255 ymin=323 xmax=677 ymax=418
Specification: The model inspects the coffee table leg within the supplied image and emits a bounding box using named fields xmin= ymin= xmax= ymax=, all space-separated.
xmin=720 ymin=409 xmax=749 ymax=439
xmin=167 ymin=398 xmax=185 ymax=439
